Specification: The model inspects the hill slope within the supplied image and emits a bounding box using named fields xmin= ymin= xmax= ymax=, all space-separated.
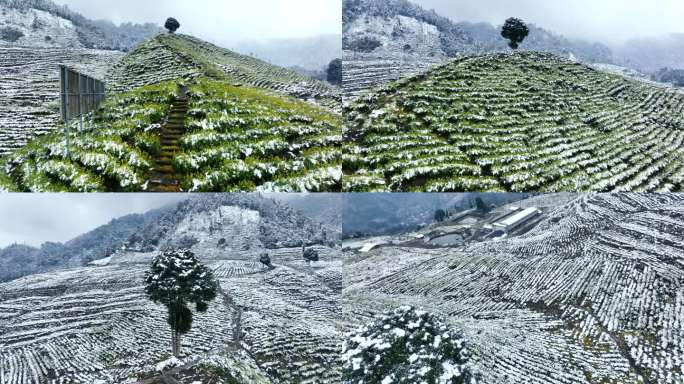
xmin=0 ymin=65 xmax=341 ymax=192
xmin=0 ymin=247 xmax=342 ymax=383
xmin=0 ymin=0 xmax=160 ymax=50
xmin=342 ymin=0 xmax=614 ymax=97
xmin=0 ymin=193 xmax=342 ymax=383
xmin=0 ymin=47 xmax=122 ymax=156
xmin=343 ymin=51 xmax=684 ymax=192
xmin=344 ymin=193 xmax=684 ymax=383
xmin=107 ymin=33 xmax=341 ymax=111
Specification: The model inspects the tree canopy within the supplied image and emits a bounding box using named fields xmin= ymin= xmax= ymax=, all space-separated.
xmin=501 ymin=17 xmax=529 ymax=49
xmin=342 ymin=306 xmax=480 ymax=383
xmin=165 ymin=17 xmax=180 ymax=34
xmin=303 ymin=247 xmax=319 ymax=263
xmin=434 ymin=209 xmax=446 ymax=222
xmin=144 ymin=249 xmax=217 ymax=355
xmin=327 ymin=58 xmax=342 ymax=86
xmin=475 ymin=197 xmax=489 ymax=214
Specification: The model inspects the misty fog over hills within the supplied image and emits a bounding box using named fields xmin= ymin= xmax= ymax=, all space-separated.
xmin=235 ymin=34 xmax=341 ymax=72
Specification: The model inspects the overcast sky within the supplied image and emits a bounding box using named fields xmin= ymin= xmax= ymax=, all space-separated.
xmin=52 ymin=0 xmax=341 ymax=47
xmin=415 ymin=0 xmax=684 ymax=45
xmin=0 ymin=194 xmax=187 ymax=248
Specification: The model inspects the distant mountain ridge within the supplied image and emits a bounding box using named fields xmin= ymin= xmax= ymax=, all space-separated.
xmin=0 ymin=194 xmax=338 ymax=282
xmin=0 ymin=0 xmax=161 ymax=50
xmin=341 ymin=0 xmax=617 ymax=97
xmin=617 ymin=33 xmax=684 ymax=73
xmin=124 ymin=193 xmax=338 ymax=252
xmin=342 ymin=0 xmax=613 ymax=63
xmin=235 ymin=34 xmax=342 ymax=72
xmin=0 ymin=209 xmax=163 ymax=281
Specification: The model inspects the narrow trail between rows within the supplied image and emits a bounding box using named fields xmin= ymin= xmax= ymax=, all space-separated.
xmin=146 ymin=97 xmax=188 ymax=192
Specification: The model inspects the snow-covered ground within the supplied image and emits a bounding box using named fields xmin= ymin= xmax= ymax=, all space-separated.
xmin=0 ymin=245 xmax=343 ymax=383
xmin=0 ymin=46 xmax=122 ymax=155
xmin=592 ymin=63 xmax=684 ymax=94
xmin=0 ymin=5 xmax=82 ymax=48
xmin=344 ymin=193 xmax=684 ymax=383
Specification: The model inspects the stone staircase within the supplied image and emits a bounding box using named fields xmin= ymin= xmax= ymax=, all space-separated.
xmin=146 ymin=98 xmax=188 ymax=192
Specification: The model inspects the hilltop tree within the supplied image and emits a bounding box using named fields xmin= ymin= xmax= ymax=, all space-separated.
xmin=144 ymin=249 xmax=217 ymax=356
xmin=434 ymin=209 xmax=446 ymax=222
xmin=501 ymin=17 xmax=529 ymax=49
xmin=164 ymin=17 xmax=180 ymax=34
xmin=327 ymin=58 xmax=342 ymax=86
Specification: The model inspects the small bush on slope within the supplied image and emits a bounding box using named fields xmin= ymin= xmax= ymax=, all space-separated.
xmin=342 ymin=306 xmax=480 ymax=384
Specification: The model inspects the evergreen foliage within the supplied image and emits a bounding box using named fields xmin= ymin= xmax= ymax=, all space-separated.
xmin=303 ymin=247 xmax=319 ymax=263
xmin=144 ymin=249 xmax=218 ymax=356
xmin=165 ymin=17 xmax=180 ymax=34
xmin=474 ymin=197 xmax=489 ymax=214
xmin=501 ymin=17 xmax=529 ymax=49
xmin=259 ymin=252 xmax=272 ymax=268
xmin=342 ymin=306 xmax=479 ymax=384
xmin=327 ymin=58 xmax=342 ymax=85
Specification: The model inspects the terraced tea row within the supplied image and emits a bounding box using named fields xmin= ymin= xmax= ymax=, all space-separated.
xmin=343 ymin=52 xmax=684 ymax=192
xmin=108 ymin=34 xmax=340 ymax=112
xmin=220 ymin=259 xmax=343 ymax=383
xmin=0 ymin=76 xmax=342 ymax=192
xmin=177 ymin=79 xmax=341 ymax=192
xmin=0 ymin=81 xmax=176 ymax=192
xmin=0 ymin=47 xmax=122 ymax=155
xmin=342 ymin=51 xmax=440 ymax=98
xmin=344 ymin=193 xmax=684 ymax=383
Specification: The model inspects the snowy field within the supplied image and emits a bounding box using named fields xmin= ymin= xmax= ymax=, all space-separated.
xmin=0 ymin=46 xmax=122 ymax=155
xmin=0 ymin=246 xmax=343 ymax=383
xmin=344 ymin=193 xmax=684 ymax=383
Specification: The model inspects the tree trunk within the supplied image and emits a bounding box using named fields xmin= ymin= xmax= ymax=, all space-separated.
xmin=176 ymin=331 xmax=181 ymax=356
xmin=233 ymin=307 xmax=242 ymax=344
xmin=171 ymin=329 xmax=177 ymax=356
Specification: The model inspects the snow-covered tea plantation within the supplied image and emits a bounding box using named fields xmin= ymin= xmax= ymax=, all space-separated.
xmin=0 ymin=77 xmax=342 ymax=192
xmin=342 ymin=51 xmax=440 ymax=99
xmin=343 ymin=193 xmax=684 ymax=383
xmin=176 ymin=79 xmax=341 ymax=192
xmin=0 ymin=248 xmax=342 ymax=383
xmin=0 ymin=32 xmax=342 ymax=192
xmin=0 ymin=47 xmax=122 ymax=156
xmin=0 ymin=82 xmax=177 ymax=191
xmin=343 ymin=52 xmax=684 ymax=192
xmin=0 ymin=194 xmax=343 ymax=383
